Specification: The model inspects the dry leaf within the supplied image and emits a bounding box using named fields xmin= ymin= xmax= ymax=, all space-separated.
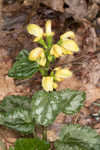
xmin=41 ymin=0 xmax=64 ymax=12
xmin=64 ymin=0 xmax=87 ymax=19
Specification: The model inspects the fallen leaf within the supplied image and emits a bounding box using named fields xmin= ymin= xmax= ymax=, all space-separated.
xmin=7 ymin=138 xmax=16 ymax=143
xmin=57 ymin=75 xmax=82 ymax=91
xmin=84 ymin=84 xmax=100 ymax=107
xmin=64 ymin=0 xmax=88 ymax=19
xmin=41 ymin=0 xmax=64 ymax=12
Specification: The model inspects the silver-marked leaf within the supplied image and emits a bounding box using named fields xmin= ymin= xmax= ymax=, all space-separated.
xmin=0 ymin=95 xmax=34 ymax=133
xmin=55 ymin=124 xmax=100 ymax=150
xmin=8 ymin=58 xmax=39 ymax=79
xmin=0 ymin=95 xmax=32 ymax=112
xmin=2 ymin=109 xmax=34 ymax=133
xmin=59 ymin=89 xmax=85 ymax=114
xmin=31 ymin=89 xmax=85 ymax=126
xmin=31 ymin=90 xmax=61 ymax=126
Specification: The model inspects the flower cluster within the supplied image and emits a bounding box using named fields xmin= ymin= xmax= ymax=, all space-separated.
xmin=27 ymin=20 xmax=79 ymax=91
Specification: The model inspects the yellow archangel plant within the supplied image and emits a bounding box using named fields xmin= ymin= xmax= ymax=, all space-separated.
xmin=27 ymin=20 xmax=79 ymax=91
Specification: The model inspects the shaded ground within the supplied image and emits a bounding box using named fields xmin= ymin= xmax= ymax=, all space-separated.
xmin=0 ymin=0 xmax=100 ymax=149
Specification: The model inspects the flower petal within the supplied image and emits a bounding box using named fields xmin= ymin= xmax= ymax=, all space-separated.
xmin=45 ymin=20 xmax=54 ymax=36
xmin=42 ymin=77 xmax=54 ymax=92
xmin=37 ymin=57 xmax=46 ymax=66
xmin=50 ymin=44 xmax=64 ymax=58
xmin=27 ymin=24 xmax=43 ymax=37
xmin=61 ymin=39 xmax=79 ymax=52
xmin=28 ymin=48 xmax=43 ymax=61
xmin=28 ymin=48 xmax=46 ymax=66
xmin=54 ymin=67 xmax=72 ymax=82
xmin=60 ymin=31 xmax=75 ymax=41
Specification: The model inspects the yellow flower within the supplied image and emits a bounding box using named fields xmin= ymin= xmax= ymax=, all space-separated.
xmin=27 ymin=24 xmax=44 ymax=41
xmin=60 ymin=31 xmax=75 ymax=41
xmin=61 ymin=39 xmax=79 ymax=53
xmin=29 ymin=47 xmax=46 ymax=66
xmin=50 ymin=44 xmax=73 ymax=58
xmin=37 ymin=56 xmax=46 ymax=67
xmin=50 ymin=44 xmax=65 ymax=58
xmin=62 ymin=48 xmax=73 ymax=55
xmin=29 ymin=48 xmax=44 ymax=61
xmin=45 ymin=20 xmax=54 ymax=36
xmin=54 ymin=67 xmax=72 ymax=82
xmin=42 ymin=76 xmax=57 ymax=92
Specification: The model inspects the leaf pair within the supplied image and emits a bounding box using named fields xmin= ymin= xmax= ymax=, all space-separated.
xmin=0 ymin=89 xmax=85 ymax=133
xmin=1 ymin=91 xmax=100 ymax=150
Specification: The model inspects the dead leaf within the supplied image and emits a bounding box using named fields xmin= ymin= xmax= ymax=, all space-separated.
xmin=84 ymin=84 xmax=100 ymax=107
xmin=54 ymin=113 xmax=66 ymax=124
xmin=47 ymin=130 xmax=59 ymax=142
xmin=57 ymin=75 xmax=82 ymax=91
xmin=0 ymin=48 xmax=27 ymax=101
xmin=64 ymin=0 xmax=88 ymax=19
xmin=41 ymin=0 xmax=64 ymax=12
xmin=92 ymin=0 xmax=100 ymax=4
xmin=47 ymin=113 xmax=66 ymax=141
xmin=7 ymin=138 xmax=16 ymax=143
xmin=88 ymin=3 xmax=99 ymax=20
xmin=94 ymin=123 xmax=100 ymax=129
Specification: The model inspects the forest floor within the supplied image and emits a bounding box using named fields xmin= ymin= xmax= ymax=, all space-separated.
xmin=0 ymin=0 xmax=100 ymax=149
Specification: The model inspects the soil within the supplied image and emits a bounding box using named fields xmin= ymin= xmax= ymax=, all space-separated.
xmin=0 ymin=0 xmax=100 ymax=149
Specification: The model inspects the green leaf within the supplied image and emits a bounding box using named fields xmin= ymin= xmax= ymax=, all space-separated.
xmin=8 ymin=50 xmax=39 ymax=79
xmin=0 ymin=89 xmax=85 ymax=132
xmin=59 ymin=89 xmax=86 ymax=114
xmin=0 ymin=96 xmax=34 ymax=133
xmin=16 ymin=49 xmax=29 ymax=60
xmin=31 ymin=89 xmax=85 ymax=126
xmin=13 ymin=138 xmax=50 ymax=150
xmin=0 ymin=95 xmax=32 ymax=112
xmin=31 ymin=90 xmax=61 ymax=126
xmin=0 ymin=109 xmax=34 ymax=133
xmin=55 ymin=124 xmax=100 ymax=150
xmin=8 ymin=58 xmax=39 ymax=79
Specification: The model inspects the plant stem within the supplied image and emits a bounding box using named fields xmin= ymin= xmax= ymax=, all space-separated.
xmin=38 ymin=38 xmax=48 ymax=49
